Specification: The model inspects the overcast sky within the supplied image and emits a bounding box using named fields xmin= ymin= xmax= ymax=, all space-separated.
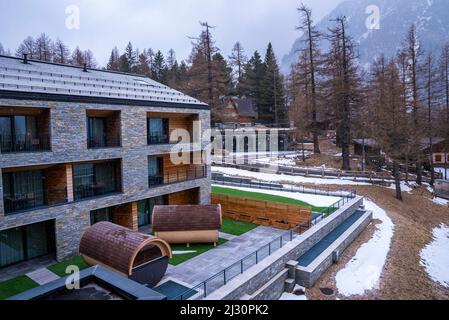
xmin=0 ymin=0 xmax=344 ymax=65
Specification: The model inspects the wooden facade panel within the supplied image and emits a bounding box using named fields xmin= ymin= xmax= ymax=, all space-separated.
xmin=168 ymin=188 xmax=200 ymax=206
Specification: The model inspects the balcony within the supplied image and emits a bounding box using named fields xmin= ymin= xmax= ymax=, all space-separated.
xmin=2 ymin=164 xmax=70 ymax=215
xmin=147 ymin=112 xmax=199 ymax=146
xmin=0 ymin=108 xmax=51 ymax=154
xmin=86 ymin=110 xmax=121 ymax=149
xmin=149 ymin=165 xmax=207 ymax=188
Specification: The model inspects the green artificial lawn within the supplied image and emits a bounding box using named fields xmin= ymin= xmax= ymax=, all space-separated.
xmin=220 ymin=218 xmax=258 ymax=236
xmin=0 ymin=275 xmax=39 ymax=300
xmin=47 ymin=256 xmax=89 ymax=277
xmin=169 ymin=238 xmax=228 ymax=266
xmin=212 ymin=186 xmax=329 ymax=213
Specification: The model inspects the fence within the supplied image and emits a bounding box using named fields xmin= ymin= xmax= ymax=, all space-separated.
xmin=212 ymin=173 xmax=357 ymax=199
xmin=149 ymin=166 xmax=208 ymax=188
xmin=0 ymin=134 xmax=51 ymax=153
xmin=172 ymin=189 xmax=358 ymax=300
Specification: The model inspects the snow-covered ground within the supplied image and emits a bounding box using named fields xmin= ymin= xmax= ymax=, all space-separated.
xmin=387 ymin=181 xmax=414 ymax=193
xmin=420 ymin=224 xmax=449 ymax=288
xmin=213 ymin=185 xmax=341 ymax=207
xmin=279 ymin=292 xmax=308 ymax=301
xmin=212 ymin=166 xmax=371 ymax=186
xmin=335 ymin=200 xmax=395 ymax=296
xmin=432 ymin=197 xmax=449 ymax=206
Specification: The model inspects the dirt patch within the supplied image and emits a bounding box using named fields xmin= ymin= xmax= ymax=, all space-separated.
xmin=304 ymin=184 xmax=449 ymax=300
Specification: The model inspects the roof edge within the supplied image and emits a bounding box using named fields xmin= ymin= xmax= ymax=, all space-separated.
xmin=0 ymin=90 xmax=210 ymax=110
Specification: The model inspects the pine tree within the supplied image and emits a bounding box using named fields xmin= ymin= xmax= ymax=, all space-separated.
xmin=83 ymin=50 xmax=97 ymax=68
xmin=71 ymin=46 xmax=85 ymax=66
xmin=260 ymin=43 xmax=287 ymax=126
xmin=15 ymin=37 xmax=35 ymax=58
xmin=212 ymin=53 xmax=233 ymax=100
xmin=34 ymin=33 xmax=53 ymax=61
xmin=239 ymin=51 xmax=265 ymax=116
xmin=53 ymin=39 xmax=70 ymax=64
xmin=135 ymin=49 xmax=151 ymax=77
xmin=439 ymin=43 xmax=449 ymax=178
xmin=107 ymin=47 xmax=120 ymax=71
xmin=229 ymin=42 xmax=247 ymax=94
xmin=151 ymin=51 xmax=168 ymax=84
xmin=124 ymin=42 xmax=137 ymax=72
xmin=0 ymin=43 xmax=4 ymax=55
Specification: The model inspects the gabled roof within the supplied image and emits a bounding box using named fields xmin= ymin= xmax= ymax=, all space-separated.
xmin=0 ymin=55 xmax=208 ymax=109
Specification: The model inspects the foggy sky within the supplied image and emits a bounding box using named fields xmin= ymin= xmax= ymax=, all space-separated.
xmin=0 ymin=0 xmax=344 ymax=65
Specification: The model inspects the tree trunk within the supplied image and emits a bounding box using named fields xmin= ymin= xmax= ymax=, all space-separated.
xmin=393 ymin=160 xmax=403 ymax=201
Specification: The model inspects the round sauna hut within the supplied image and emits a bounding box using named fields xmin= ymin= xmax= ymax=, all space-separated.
xmin=80 ymin=222 xmax=172 ymax=288
xmin=152 ymin=205 xmax=222 ymax=246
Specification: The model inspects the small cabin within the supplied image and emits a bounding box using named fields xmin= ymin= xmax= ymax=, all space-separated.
xmin=80 ymin=222 xmax=172 ymax=287
xmin=152 ymin=205 xmax=222 ymax=245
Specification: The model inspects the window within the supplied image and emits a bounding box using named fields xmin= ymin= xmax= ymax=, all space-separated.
xmin=138 ymin=196 xmax=168 ymax=227
xmin=87 ymin=117 xmax=107 ymax=148
xmin=0 ymin=221 xmax=55 ymax=268
xmin=0 ymin=115 xmax=39 ymax=153
xmin=435 ymin=154 xmax=443 ymax=163
xmin=73 ymin=162 xmax=118 ymax=200
xmin=147 ymin=118 xmax=169 ymax=145
xmin=148 ymin=157 xmax=164 ymax=187
xmin=90 ymin=207 xmax=113 ymax=225
xmin=2 ymin=170 xmax=45 ymax=213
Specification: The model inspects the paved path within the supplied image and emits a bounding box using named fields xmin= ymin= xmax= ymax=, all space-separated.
xmin=26 ymin=268 xmax=59 ymax=285
xmin=164 ymin=226 xmax=286 ymax=286
xmin=218 ymin=232 xmax=238 ymax=241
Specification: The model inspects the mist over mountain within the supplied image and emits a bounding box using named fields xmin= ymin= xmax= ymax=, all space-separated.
xmin=281 ymin=0 xmax=449 ymax=74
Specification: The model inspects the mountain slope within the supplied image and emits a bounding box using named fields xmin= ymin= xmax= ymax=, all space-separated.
xmin=282 ymin=0 xmax=449 ymax=74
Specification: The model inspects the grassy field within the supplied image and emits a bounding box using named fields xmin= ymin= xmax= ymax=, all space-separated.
xmin=0 ymin=275 xmax=38 ymax=300
xmin=220 ymin=218 xmax=258 ymax=236
xmin=212 ymin=186 xmax=329 ymax=213
xmin=169 ymin=238 xmax=228 ymax=266
xmin=47 ymin=256 xmax=89 ymax=277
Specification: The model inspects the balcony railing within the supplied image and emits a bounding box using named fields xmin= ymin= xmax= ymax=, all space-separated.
xmin=3 ymin=189 xmax=68 ymax=214
xmin=149 ymin=166 xmax=208 ymax=188
xmin=0 ymin=134 xmax=51 ymax=153
xmin=74 ymin=182 xmax=120 ymax=201
xmin=147 ymin=134 xmax=171 ymax=145
xmin=87 ymin=134 xmax=121 ymax=149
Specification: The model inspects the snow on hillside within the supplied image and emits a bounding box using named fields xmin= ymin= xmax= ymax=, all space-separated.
xmin=212 ymin=166 xmax=371 ymax=186
xmin=420 ymin=224 xmax=449 ymax=288
xmin=213 ymin=185 xmax=341 ymax=207
xmin=335 ymin=200 xmax=395 ymax=296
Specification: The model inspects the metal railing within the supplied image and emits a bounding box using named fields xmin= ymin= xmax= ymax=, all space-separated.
xmin=147 ymin=134 xmax=171 ymax=145
xmin=149 ymin=166 xmax=208 ymax=188
xmin=212 ymin=173 xmax=357 ymax=199
xmin=172 ymin=193 xmax=357 ymax=300
xmin=4 ymin=189 xmax=68 ymax=214
xmin=0 ymin=134 xmax=51 ymax=153
xmin=74 ymin=182 xmax=120 ymax=201
xmin=87 ymin=134 xmax=121 ymax=149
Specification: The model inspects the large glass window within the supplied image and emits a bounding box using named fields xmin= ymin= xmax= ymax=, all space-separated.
xmin=138 ymin=196 xmax=168 ymax=227
xmin=0 ymin=115 xmax=38 ymax=153
xmin=87 ymin=117 xmax=107 ymax=148
xmin=2 ymin=170 xmax=45 ymax=213
xmin=73 ymin=162 xmax=118 ymax=200
xmin=0 ymin=221 xmax=55 ymax=268
xmin=147 ymin=118 xmax=168 ymax=145
xmin=148 ymin=157 xmax=164 ymax=187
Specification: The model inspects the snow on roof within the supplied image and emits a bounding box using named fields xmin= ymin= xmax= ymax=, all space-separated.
xmin=0 ymin=55 xmax=207 ymax=107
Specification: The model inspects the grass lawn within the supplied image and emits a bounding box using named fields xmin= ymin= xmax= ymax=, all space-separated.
xmin=220 ymin=218 xmax=258 ymax=236
xmin=212 ymin=186 xmax=329 ymax=213
xmin=169 ymin=238 xmax=228 ymax=266
xmin=47 ymin=256 xmax=89 ymax=277
xmin=0 ymin=275 xmax=39 ymax=300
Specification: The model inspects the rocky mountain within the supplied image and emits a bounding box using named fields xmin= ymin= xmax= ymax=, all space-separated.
xmin=281 ymin=0 xmax=449 ymax=74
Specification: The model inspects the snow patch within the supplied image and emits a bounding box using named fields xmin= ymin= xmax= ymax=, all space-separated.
xmin=212 ymin=167 xmax=371 ymax=186
xmin=432 ymin=197 xmax=449 ymax=207
xmin=213 ymin=185 xmax=341 ymax=207
xmin=335 ymin=200 xmax=395 ymax=296
xmin=387 ymin=181 xmax=414 ymax=193
xmin=420 ymin=224 xmax=449 ymax=288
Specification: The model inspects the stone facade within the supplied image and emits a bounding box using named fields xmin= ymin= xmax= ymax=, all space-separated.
xmin=0 ymin=97 xmax=211 ymax=261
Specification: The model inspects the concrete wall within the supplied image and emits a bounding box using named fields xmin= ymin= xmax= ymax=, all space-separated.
xmin=296 ymin=210 xmax=373 ymax=288
xmin=205 ymin=197 xmax=363 ymax=300
xmin=0 ymin=98 xmax=211 ymax=261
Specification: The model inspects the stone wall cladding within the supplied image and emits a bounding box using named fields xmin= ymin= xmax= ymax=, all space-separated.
xmin=0 ymin=98 xmax=211 ymax=261
xmin=205 ymin=197 xmax=363 ymax=300
xmin=248 ymin=269 xmax=289 ymax=301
